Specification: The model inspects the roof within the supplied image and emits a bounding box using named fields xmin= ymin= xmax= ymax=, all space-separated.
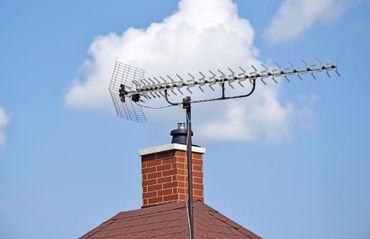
xmin=80 ymin=201 xmax=262 ymax=239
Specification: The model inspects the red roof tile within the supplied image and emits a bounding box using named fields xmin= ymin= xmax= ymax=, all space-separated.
xmin=80 ymin=201 xmax=262 ymax=239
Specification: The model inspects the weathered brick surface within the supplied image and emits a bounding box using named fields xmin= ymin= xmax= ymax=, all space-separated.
xmin=141 ymin=149 xmax=204 ymax=207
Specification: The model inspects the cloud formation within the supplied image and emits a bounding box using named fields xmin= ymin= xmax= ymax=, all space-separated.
xmin=0 ymin=107 xmax=9 ymax=147
xmin=65 ymin=0 xmax=309 ymax=143
xmin=265 ymin=0 xmax=346 ymax=43
xmin=197 ymin=88 xmax=294 ymax=142
xmin=65 ymin=0 xmax=257 ymax=109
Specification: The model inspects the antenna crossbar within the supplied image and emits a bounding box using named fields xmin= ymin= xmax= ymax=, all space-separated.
xmin=121 ymin=61 xmax=339 ymax=102
xmin=110 ymin=59 xmax=340 ymax=121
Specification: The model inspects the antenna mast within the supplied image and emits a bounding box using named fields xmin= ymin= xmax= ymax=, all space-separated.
xmin=109 ymin=59 xmax=340 ymax=239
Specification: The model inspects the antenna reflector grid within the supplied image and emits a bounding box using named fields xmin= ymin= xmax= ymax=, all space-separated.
xmin=109 ymin=61 xmax=147 ymax=123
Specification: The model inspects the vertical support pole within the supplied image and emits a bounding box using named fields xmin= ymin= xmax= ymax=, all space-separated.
xmin=183 ymin=96 xmax=194 ymax=239
xmin=221 ymin=82 xmax=225 ymax=99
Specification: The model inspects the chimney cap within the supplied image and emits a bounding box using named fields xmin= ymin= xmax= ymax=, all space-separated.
xmin=170 ymin=122 xmax=193 ymax=145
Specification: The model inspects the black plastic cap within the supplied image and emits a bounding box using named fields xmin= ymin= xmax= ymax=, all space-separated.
xmin=170 ymin=123 xmax=193 ymax=145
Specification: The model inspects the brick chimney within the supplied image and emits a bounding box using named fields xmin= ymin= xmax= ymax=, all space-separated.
xmin=139 ymin=126 xmax=205 ymax=207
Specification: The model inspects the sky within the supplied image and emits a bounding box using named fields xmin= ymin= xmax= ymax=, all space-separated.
xmin=0 ymin=0 xmax=370 ymax=238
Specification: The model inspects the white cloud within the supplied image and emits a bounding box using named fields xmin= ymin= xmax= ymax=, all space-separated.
xmin=65 ymin=0 xmax=257 ymax=109
xmin=0 ymin=107 xmax=9 ymax=147
xmin=265 ymin=0 xmax=346 ymax=43
xmin=197 ymin=88 xmax=294 ymax=143
xmin=65 ymin=0 xmax=311 ymax=143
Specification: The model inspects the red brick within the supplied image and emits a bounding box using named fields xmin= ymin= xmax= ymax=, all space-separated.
xmin=143 ymin=191 xmax=157 ymax=198
xmin=193 ymin=171 xmax=203 ymax=178
xmin=175 ymin=151 xmax=185 ymax=157
xmin=192 ymin=159 xmax=202 ymax=165
xmin=194 ymin=189 xmax=203 ymax=197
xmin=177 ymin=169 xmax=186 ymax=175
xmin=178 ymin=182 xmax=187 ymax=188
xmin=193 ymin=177 xmax=203 ymax=184
xmin=146 ymin=160 xmax=162 ymax=167
xmin=148 ymin=184 xmax=162 ymax=192
xmin=193 ymin=153 xmax=203 ymax=159
xmin=148 ymin=172 xmax=162 ymax=179
xmin=193 ymin=183 xmax=203 ymax=190
xmin=148 ymin=197 xmax=163 ymax=204
xmin=176 ymin=163 xmax=186 ymax=170
xmin=165 ymin=158 xmax=176 ymax=164
xmin=157 ymin=176 xmax=172 ymax=184
xmin=162 ymin=169 xmax=177 ymax=177
xmin=158 ymin=189 xmax=173 ymax=196
xmin=176 ymin=175 xmax=186 ymax=181
xmin=142 ymin=179 xmax=157 ymax=186
xmin=176 ymin=157 xmax=186 ymax=163
xmin=163 ymin=194 xmax=178 ymax=201
xmin=142 ymin=166 xmax=157 ymax=174
xmin=163 ymin=182 xmax=177 ymax=189
xmin=157 ymin=164 xmax=172 ymax=171
xmin=193 ymin=165 xmax=202 ymax=171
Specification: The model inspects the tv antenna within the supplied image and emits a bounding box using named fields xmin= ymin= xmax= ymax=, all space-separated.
xmin=109 ymin=59 xmax=340 ymax=239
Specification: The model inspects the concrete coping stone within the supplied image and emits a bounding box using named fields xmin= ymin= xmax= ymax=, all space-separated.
xmin=139 ymin=143 xmax=206 ymax=156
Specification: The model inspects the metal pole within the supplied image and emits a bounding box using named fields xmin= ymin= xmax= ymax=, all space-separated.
xmin=183 ymin=96 xmax=194 ymax=239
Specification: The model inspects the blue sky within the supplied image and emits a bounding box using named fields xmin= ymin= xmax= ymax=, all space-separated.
xmin=0 ymin=0 xmax=370 ymax=238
